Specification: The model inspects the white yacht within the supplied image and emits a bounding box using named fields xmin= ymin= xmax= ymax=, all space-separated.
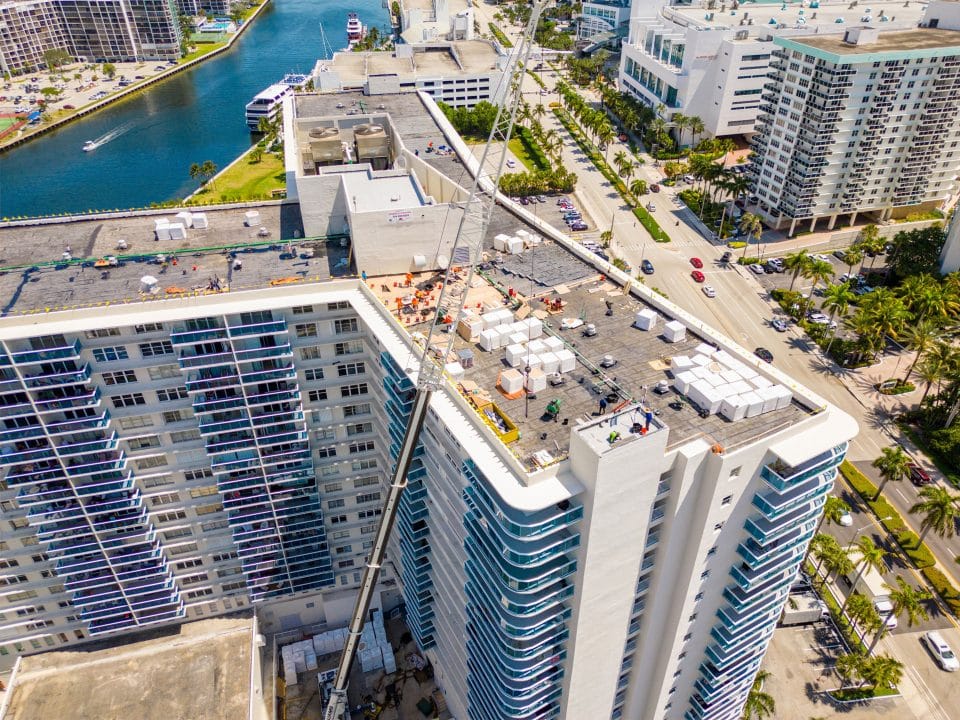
xmin=245 ymin=74 xmax=309 ymax=131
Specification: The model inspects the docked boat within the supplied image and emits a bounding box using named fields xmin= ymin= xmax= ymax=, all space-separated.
xmin=82 ymin=140 xmax=96 ymax=152
xmin=245 ymin=74 xmax=308 ymax=130
xmin=346 ymin=12 xmax=366 ymax=45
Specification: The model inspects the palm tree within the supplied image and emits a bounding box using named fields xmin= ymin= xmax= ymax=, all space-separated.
xmin=861 ymin=654 xmax=905 ymax=690
xmin=834 ymin=652 xmax=866 ymax=687
xmin=871 ymin=446 xmax=911 ymax=501
xmin=846 ymin=593 xmax=879 ymax=644
xmin=613 ymin=149 xmax=631 ymax=177
xmin=621 ymin=160 xmax=635 ymax=183
xmin=909 ymin=485 xmax=960 ymax=542
xmin=816 ymin=496 xmax=850 ymax=535
xmin=810 ymin=533 xmax=841 ymax=578
xmin=901 ymin=319 xmax=942 ymax=384
xmin=672 ymin=111 xmax=688 ymax=148
xmin=783 ymin=250 xmax=811 ymax=292
xmin=597 ymin=122 xmax=616 ymax=159
xmin=822 ymin=543 xmax=855 ymax=584
xmin=741 ymin=670 xmax=775 ymax=720
xmin=843 ymin=246 xmax=864 ymax=278
xmin=688 ymin=115 xmax=705 ymax=150
xmin=840 ymin=537 xmax=887 ymax=614
xmin=822 ymin=282 xmax=857 ymax=355
xmin=859 ymin=289 xmax=910 ymax=351
xmin=738 ymin=213 xmax=763 ymax=259
xmin=869 ymin=577 xmax=931 ymax=654
xmin=857 ymin=224 xmax=885 ymax=273
xmin=806 ymin=258 xmax=835 ymax=298
xmin=629 ymin=178 xmax=648 ymax=196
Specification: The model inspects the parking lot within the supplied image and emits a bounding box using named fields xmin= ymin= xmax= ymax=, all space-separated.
xmin=763 ymin=621 xmax=917 ymax=719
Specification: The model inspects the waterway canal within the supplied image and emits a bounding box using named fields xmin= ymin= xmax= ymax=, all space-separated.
xmin=0 ymin=0 xmax=390 ymax=218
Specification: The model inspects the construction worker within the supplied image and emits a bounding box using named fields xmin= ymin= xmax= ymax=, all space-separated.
xmin=599 ymin=397 xmax=608 ymax=415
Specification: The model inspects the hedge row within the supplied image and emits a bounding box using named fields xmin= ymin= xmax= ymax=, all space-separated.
xmin=488 ymin=23 xmax=512 ymax=48
xmin=839 ymin=461 xmax=955 ymax=610
xmin=514 ymin=126 xmax=550 ymax=172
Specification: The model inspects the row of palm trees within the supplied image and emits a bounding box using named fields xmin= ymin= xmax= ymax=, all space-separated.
xmin=556 ymin=80 xmax=617 ymax=157
xmin=834 ymin=651 xmax=905 ymax=694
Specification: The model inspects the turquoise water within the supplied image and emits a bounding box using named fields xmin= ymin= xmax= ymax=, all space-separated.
xmin=0 ymin=0 xmax=389 ymax=218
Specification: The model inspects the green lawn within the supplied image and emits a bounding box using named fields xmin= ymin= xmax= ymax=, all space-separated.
xmin=507 ymin=137 xmax=539 ymax=172
xmin=191 ymin=148 xmax=285 ymax=203
xmin=179 ymin=41 xmax=228 ymax=64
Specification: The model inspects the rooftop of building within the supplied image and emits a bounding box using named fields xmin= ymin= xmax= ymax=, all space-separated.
xmin=315 ymin=40 xmax=502 ymax=84
xmin=785 ymin=25 xmax=960 ymax=53
xmin=659 ymin=0 xmax=927 ymax=38
xmin=1 ymin=615 xmax=253 ymax=720
xmin=403 ymin=0 xmax=470 ymax=14
xmin=0 ymin=89 xmax=819 ymax=474
xmin=341 ymin=170 xmax=427 ymax=211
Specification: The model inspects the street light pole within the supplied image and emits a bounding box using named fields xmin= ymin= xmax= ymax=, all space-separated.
xmin=845 ymin=516 xmax=893 ymax=550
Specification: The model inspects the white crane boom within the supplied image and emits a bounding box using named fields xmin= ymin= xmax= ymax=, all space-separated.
xmin=322 ymin=4 xmax=549 ymax=718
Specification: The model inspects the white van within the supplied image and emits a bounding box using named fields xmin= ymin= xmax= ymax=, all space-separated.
xmin=924 ymin=631 xmax=959 ymax=672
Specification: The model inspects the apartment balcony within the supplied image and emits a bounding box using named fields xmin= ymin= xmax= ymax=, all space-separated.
xmin=21 ymin=363 xmax=92 ymax=390
xmin=736 ymin=523 xmax=811 ymax=567
xmin=760 ymin=445 xmax=844 ymax=491
xmin=226 ymin=319 xmax=288 ymax=339
xmin=2 ymin=339 xmax=82 ymax=366
xmin=169 ymin=326 xmax=227 ymax=346
xmin=751 ymin=472 xmax=832 ymax=520
xmin=32 ymin=387 xmax=101 ymax=414
xmin=730 ymin=546 xmax=804 ymax=592
xmin=463 ymin=481 xmax=582 ymax=541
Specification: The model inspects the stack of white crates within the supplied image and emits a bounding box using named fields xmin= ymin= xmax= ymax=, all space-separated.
xmin=670 ymin=346 xmax=793 ymax=422
xmin=501 ymin=329 xmax=575 ymax=377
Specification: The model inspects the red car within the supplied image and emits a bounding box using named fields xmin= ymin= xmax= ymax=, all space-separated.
xmin=691 ymin=270 xmax=705 ymax=283
xmin=909 ymin=463 xmax=932 ymax=486
xmin=690 ymin=257 xmax=703 ymax=269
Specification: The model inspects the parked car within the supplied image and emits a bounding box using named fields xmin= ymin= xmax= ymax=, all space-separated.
xmin=519 ymin=196 xmax=530 ymax=205
xmin=924 ymin=631 xmax=960 ymax=672
xmin=650 ymin=184 xmax=660 ymax=192
xmin=702 ymin=285 xmax=716 ymax=298
xmin=691 ymin=270 xmax=705 ymax=283
xmin=570 ymin=222 xmax=589 ymax=231
xmin=753 ymin=347 xmax=774 ymax=363
xmin=536 ymin=195 xmax=547 ymax=203
xmin=833 ymin=249 xmax=848 ymax=261
xmin=909 ymin=463 xmax=933 ymax=486
xmin=720 ymin=251 xmax=732 ymax=263
xmin=63 ymin=104 xmax=75 ymax=109
xmin=838 ymin=511 xmax=853 ymax=527
xmin=690 ymin=257 xmax=703 ymax=269
xmin=749 ymin=263 xmax=766 ymax=275
xmin=641 ymin=259 xmax=654 ymax=275
xmin=771 ymin=318 xmax=788 ymax=332
xmin=505 ymin=159 xmax=516 ymax=168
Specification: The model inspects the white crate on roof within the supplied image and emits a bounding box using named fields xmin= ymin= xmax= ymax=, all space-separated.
xmin=689 ymin=381 xmax=722 ymax=414
xmin=495 ymin=325 xmax=514 ymax=347
xmin=720 ymin=395 xmax=748 ymax=422
xmin=175 ymin=210 xmax=193 ymax=228
xmin=168 ymin=222 xmax=186 ymax=240
xmin=720 ymin=370 xmax=741 ymax=384
xmin=526 ymin=233 xmax=542 ymax=247
xmin=499 ymin=369 xmax=524 ymax=394
xmin=505 ymin=343 xmax=527 ymax=368
xmin=663 ymin=321 xmax=686 ymax=343
xmin=480 ymin=311 xmax=501 ymax=330
xmin=728 ymin=380 xmax=753 ymax=397
xmin=154 ymin=219 xmax=171 ymax=241
xmin=555 ymin=349 xmax=576 ymax=373
xmin=244 ymin=210 xmax=260 ymax=226
xmin=634 ymin=308 xmax=658 ymax=330
xmin=671 ymin=355 xmax=694 ymax=371
xmin=527 ymin=339 xmax=547 ymax=355
xmin=445 ymin=362 xmax=465 ymax=382
xmin=494 ymin=233 xmax=511 ymax=252
xmin=516 ymin=229 xmax=530 ymax=241
xmin=524 ymin=354 xmax=542 ymax=372
xmin=540 ymin=351 xmax=560 ymax=374
xmin=770 ymin=384 xmax=793 ymax=410
xmin=494 ymin=308 xmax=515 ymax=325
xmin=525 ymin=368 xmax=547 ymax=392
xmin=757 ymin=386 xmax=779 ymax=414
xmin=750 ymin=375 xmax=773 ymax=391
xmin=673 ymin=370 xmax=697 ymax=394
xmin=692 ymin=354 xmax=712 ymax=367
xmin=191 ymin=212 xmax=208 ymax=229
xmin=507 ymin=236 xmax=524 ymax=254
xmin=509 ymin=332 xmax=528 ymax=346
xmin=692 ymin=366 xmax=712 ymax=380
xmin=543 ymin=335 xmax=564 ymax=352
xmin=713 ymin=383 xmax=736 ymax=398
xmin=305 ymin=650 xmax=318 ymax=671
xmin=713 ymin=350 xmax=736 ymax=366
xmin=694 ymin=342 xmax=717 ymax=356
xmin=479 ymin=328 xmax=499 ymax=352
xmin=741 ymin=391 xmax=764 ymax=417
xmin=523 ymin=317 xmax=543 ymax=339
xmin=731 ymin=361 xmax=758 ymax=379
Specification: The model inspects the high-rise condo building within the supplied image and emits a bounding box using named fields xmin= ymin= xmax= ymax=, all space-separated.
xmin=0 ymin=0 xmax=181 ymax=77
xmin=748 ymin=23 xmax=960 ymax=235
xmin=0 ymin=91 xmax=857 ymax=720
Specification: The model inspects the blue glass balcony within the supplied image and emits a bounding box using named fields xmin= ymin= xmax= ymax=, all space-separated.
xmin=5 ymin=339 xmax=82 ymax=365
xmin=227 ymin=319 xmax=288 ymax=338
xmin=170 ymin=326 xmax=227 ymax=345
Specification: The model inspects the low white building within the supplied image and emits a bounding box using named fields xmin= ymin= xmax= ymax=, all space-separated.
xmin=398 ymin=0 xmax=474 ymax=42
xmin=284 ymin=92 xmax=468 ymax=276
xmin=312 ymin=41 xmax=508 ymax=108
xmin=618 ymin=0 xmax=927 ymax=138
xmin=579 ymin=0 xmax=632 ymax=41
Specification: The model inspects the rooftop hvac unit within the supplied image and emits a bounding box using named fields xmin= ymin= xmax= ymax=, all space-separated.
xmin=354 ymin=124 xmax=390 ymax=168
xmin=309 ymin=126 xmax=344 ymax=165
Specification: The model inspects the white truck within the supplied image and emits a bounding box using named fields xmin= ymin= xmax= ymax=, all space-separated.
xmin=780 ymin=592 xmax=829 ymax=626
xmin=842 ymin=561 xmax=898 ymax=629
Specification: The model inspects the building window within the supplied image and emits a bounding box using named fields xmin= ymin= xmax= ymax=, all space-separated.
xmin=317 ymin=446 xmax=337 ymax=459
xmin=721 ymin=495 xmax=732 ymax=506
xmin=85 ymin=328 xmax=120 ymax=338
xmin=334 ymin=318 xmax=359 ymax=334
xmin=119 ymin=415 xmax=154 ymax=429
xmin=349 ymin=441 xmax=375 ymax=454
xmin=170 ymin=429 xmax=201 ymax=443
xmin=92 ymin=346 xmax=129 ymax=362
xmin=292 ymin=305 xmax=313 ymax=314
xmin=195 ymin=503 xmax=223 ymax=516
xmin=729 ymin=466 xmax=741 ymax=479
xmin=356 ymin=492 xmax=381 ymax=504
xmin=344 ymin=403 xmax=371 ymax=418
xmin=112 ymin=393 xmax=145 ymax=408
xmin=353 ymin=459 xmax=377 ymax=472
xmin=147 ymin=364 xmax=180 ymax=381
xmin=139 ymin=341 xmax=173 ymax=357
xmin=700 ymin=570 xmax=710 ymax=580
xmin=304 ymin=368 xmax=324 ymax=381
xmin=136 ymin=455 xmax=168 ymax=470
xmin=162 ymin=409 xmax=193 ymax=423
xmin=102 ymin=370 xmax=137 ymax=385
xmin=135 ymin=323 xmax=163 ymax=333
xmin=347 ymin=423 xmax=372 ymax=436
xmin=309 ymin=389 xmax=328 ymax=402
xmin=341 ymin=383 xmax=368 ymax=398
xmin=329 ymin=514 xmax=348 ymax=524
xmin=328 ymin=301 xmax=350 ymax=311
xmin=301 ymin=346 xmax=322 ymax=360
xmin=155 ymin=510 xmax=187 ymax=523
xmin=150 ymin=492 xmax=180 ymax=506
xmin=335 ymin=341 xmax=363 ymax=356
xmin=128 ymin=435 xmax=161 ymax=450
xmin=295 ymin=323 xmax=317 ymax=338
xmin=338 ymin=362 xmax=365 ymax=377
xmin=714 ymin=522 xmax=724 ymax=531
xmin=354 ymin=476 xmax=379 ymax=489
xmin=184 ymin=468 xmax=213 ymax=481
xmin=328 ymin=499 xmax=346 ymax=509
xmin=157 ymin=387 xmax=189 ymax=402
xmin=190 ymin=486 xmax=219 ymax=498
xmin=324 ymin=482 xmax=343 ymax=493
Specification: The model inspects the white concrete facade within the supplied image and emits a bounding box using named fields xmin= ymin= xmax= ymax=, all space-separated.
xmin=750 ymin=26 xmax=960 ymax=234
xmin=399 ymin=0 xmax=474 ymax=43
xmin=618 ymin=0 xmax=926 ymax=137
xmin=579 ymin=0 xmax=632 ymax=41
